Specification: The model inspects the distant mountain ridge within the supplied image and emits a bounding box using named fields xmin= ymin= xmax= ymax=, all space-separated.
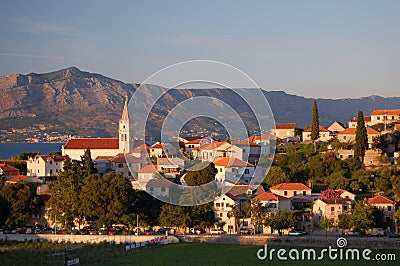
xmin=0 ymin=67 xmax=399 ymax=141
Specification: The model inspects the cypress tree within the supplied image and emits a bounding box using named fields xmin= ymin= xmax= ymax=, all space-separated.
xmin=311 ymin=100 xmax=320 ymax=152
xmin=354 ymin=110 xmax=368 ymax=162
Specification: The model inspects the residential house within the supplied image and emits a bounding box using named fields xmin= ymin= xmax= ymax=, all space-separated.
xmin=269 ymin=183 xmax=312 ymax=198
xmin=149 ymin=142 xmax=167 ymax=158
xmin=328 ymin=121 xmax=346 ymax=134
xmin=367 ymin=196 xmax=395 ymax=223
xmin=62 ymin=138 xmax=120 ymax=160
xmin=214 ymin=157 xmax=254 ymax=184
xmin=271 ymin=123 xmax=297 ymax=141
xmin=370 ymin=110 xmax=400 ymax=126
xmin=335 ymin=189 xmax=356 ymax=202
xmin=200 ymin=141 xmax=232 ymax=162
xmin=232 ymin=140 xmax=260 ymax=163
xmin=302 ymin=126 xmax=331 ymax=142
xmin=27 ymin=155 xmax=66 ymax=179
xmin=364 ymin=149 xmax=386 ymax=166
xmin=156 ymin=157 xmax=184 ymax=179
xmin=253 ymin=192 xmax=291 ymax=212
xmin=337 ymin=127 xmax=380 ymax=148
xmin=337 ymin=149 xmax=355 ymax=160
xmin=312 ymin=198 xmax=352 ymax=225
xmin=110 ymin=153 xmax=132 ymax=178
xmin=214 ymin=193 xmax=240 ymax=233
xmin=348 ymin=116 xmax=372 ymax=128
xmin=137 ymin=164 xmax=158 ymax=183
xmin=0 ymin=163 xmax=20 ymax=178
xmin=146 ymin=178 xmax=171 ymax=199
xmin=184 ymin=138 xmax=202 ymax=153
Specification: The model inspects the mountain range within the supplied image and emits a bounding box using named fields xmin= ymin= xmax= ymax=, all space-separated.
xmin=1 ymin=67 xmax=399 ymax=141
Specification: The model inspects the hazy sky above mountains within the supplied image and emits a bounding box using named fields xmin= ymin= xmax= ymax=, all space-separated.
xmin=0 ymin=1 xmax=399 ymax=99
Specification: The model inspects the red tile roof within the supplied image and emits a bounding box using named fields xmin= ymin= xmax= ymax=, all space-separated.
xmin=30 ymin=154 xmax=66 ymax=162
xmin=214 ymin=157 xmax=253 ymax=167
xmin=138 ymin=164 xmax=158 ymax=173
xmin=338 ymin=127 xmax=380 ymax=135
xmin=303 ymin=126 xmax=330 ymax=133
xmin=269 ymin=183 xmax=311 ymax=191
xmin=349 ymin=116 xmax=372 ymax=122
xmin=185 ymin=139 xmax=202 ymax=145
xmin=371 ymin=110 xmax=400 ymax=116
xmin=0 ymin=163 xmax=20 ymax=174
xmin=146 ymin=178 xmax=172 ymax=188
xmin=64 ymin=138 xmax=119 ymax=149
xmin=254 ymin=192 xmax=289 ymax=201
xmin=6 ymin=175 xmax=30 ymax=183
xmin=273 ymin=123 xmax=297 ymax=129
xmin=151 ymin=143 xmax=167 ymax=149
xmin=367 ymin=195 xmax=395 ymax=205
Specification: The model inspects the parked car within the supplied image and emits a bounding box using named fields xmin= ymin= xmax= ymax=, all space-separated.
xmin=387 ymin=232 xmax=400 ymax=238
xmin=287 ymin=230 xmax=307 ymax=236
xmin=366 ymin=228 xmax=385 ymax=237
xmin=157 ymin=228 xmax=168 ymax=234
xmin=80 ymin=229 xmax=89 ymax=235
xmin=240 ymin=227 xmax=254 ymax=235
xmin=343 ymin=230 xmax=361 ymax=237
xmin=189 ymin=228 xmax=204 ymax=235
xmin=98 ymin=228 xmax=109 ymax=235
xmin=89 ymin=229 xmax=98 ymax=235
xmin=134 ymin=228 xmax=143 ymax=235
xmin=210 ymin=228 xmax=224 ymax=235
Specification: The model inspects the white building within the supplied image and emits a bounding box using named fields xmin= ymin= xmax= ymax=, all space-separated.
xmin=214 ymin=193 xmax=240 ymax=233
xmin=27 ymin=155 xmax=66 ymax=177
xmin=214 ymin=157 xmax=254 ymax=184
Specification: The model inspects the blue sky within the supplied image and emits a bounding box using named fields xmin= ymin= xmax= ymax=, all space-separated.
xmin=0 ymin=0 xmax=399 ymax=99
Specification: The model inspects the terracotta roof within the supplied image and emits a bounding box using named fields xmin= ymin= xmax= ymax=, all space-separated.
xmin=273 ymin=123 xmax=297 ymax=129
xmin=0 ymin=163 xmax=19 ymax=173
xmin=228 ymin=184 xmax=265 ymax=197
xmin=6 ymin=175 xmax=30 ymax=183
xmin=214 ymin=157 xmax=253 ymax=167
xmin=146 ymin=178 xmax=172 ymax=188
xmin=234 ymin=140 xmax=260 ymax=147
xmin=64 ymin=138 xmax=119 ymax=149
xmin=338 ymin=127 xmax=380 ymax=135
xmin=151 ymin=143 xmax=168 ymax=149
xmin=180 ymin=136 xmax=203 ymax=142
xmin=110 ymin=153 xmax=127 ymax=163
xmin=185 ymin=139 xmax=202 ymax=145
xmin=120 ymin=98 xmax=129 ymax=121
xmin=138 ymin=164 xmax=158 ymax=173
xmin=395 ymin=124 xmax=400 ymax=131
xmin=371 ymin=110 xmax=400 ymax=116
xmin=254 ymin=192 xmax=289 ymax=201
xmin=303 ymin=126 xmax=330 ymax=133
xmin=200 ymin=141 xmax=226 ymax=150
xmin=30 ymin=154 xmax=66 ymax=162
xmin=349 ymin=116 xmax=371 ymax=122
xmin=368 ymin=195 xmax=395 ymax=205
xmin=335 ymin=189 xmax=354 ymax=196
xmin=95 ymin=156 xmax=114 ymax=160
xmin=319 ymin=198 xmax=351 ymax=204
xmin=270 ymin=183 xmax=311 ymax=191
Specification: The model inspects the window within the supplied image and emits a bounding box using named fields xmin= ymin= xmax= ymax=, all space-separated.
xmin=284 ymin=191 xmax=288 ymax=196
xmin=221 ymin=203 xmax=224 ymax=207
xmin=244 ymin=169 xmax=249 ymax=174
xmin=118 ymin=163 xmax=123 ymax=168
xmin=216 ymin=203 xmax=220 ymax=207
xmin=388 ymin=206 xmax=392 ymax=211
xmin=343 ymin=136 xmax=347 ymax=140
xmin=50 ymin=169 xmax=53 ymax=174
xmin=161 ymin=187 xmax=166 ymax=192
xmin=149 ymin=187 xmax=154 ymax=192
xmin=331 ymin=207 xmax=335 ymax=211
xmin=302 ymin=191 xmax=306 ymax=195
xmin=294 ymin=191 xmax=297 ymax=196
xmin=50 ymin=161 xmax=53 ymax=165
xmin=220 ymin=213 xmax=223 ymax=217
xmin=222 ymin=198 xmax=225 ymax=201
xmin=219 ymin=168 xmax=222 ymax=172
xmin=343 ymin=206 xmax=348 ymax=211
xmin=226 ymin=203 xmax=230 ymax=208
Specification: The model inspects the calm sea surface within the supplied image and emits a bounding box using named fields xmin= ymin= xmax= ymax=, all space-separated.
xmin=0 ymin=143 xmax=63 ymax=159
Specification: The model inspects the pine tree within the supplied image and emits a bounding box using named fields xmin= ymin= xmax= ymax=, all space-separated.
xmin=81 ymin=147 xmax=97 ymax=176
xmin=354 ymin=110 xmax=368 ymax=162
xmin=311 ymin=100 xmax=320 ymax=152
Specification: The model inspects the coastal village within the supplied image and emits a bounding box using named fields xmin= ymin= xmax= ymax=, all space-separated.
xmin=1 ymin=99 xmax=400 ymax=237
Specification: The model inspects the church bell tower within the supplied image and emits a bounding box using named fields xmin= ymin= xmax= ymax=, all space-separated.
xmin=119 ymin=96 xmax=131 ymax=153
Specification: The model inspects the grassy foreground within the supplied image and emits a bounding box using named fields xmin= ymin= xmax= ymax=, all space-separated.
xmin=98 ymin=242 xmax=400 ymax=266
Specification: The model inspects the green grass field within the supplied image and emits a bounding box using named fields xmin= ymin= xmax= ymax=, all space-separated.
xmin=98 ymin=243 xmax=400 ymax=266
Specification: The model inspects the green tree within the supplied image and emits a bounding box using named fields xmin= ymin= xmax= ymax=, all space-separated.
xmin=0 ymin=183 xmax=41 ymax=227
xmin=81 ymin=148 xmax=97 ymax=176
xmin=320 ymin=218 xmax=333 ymax=237
xmin=394 ymin=209 xmax=400 ymax=234
xmin=311 ymin=100 xmax=320 ymax=152
xmin=354 ymin=111 xmax=368 ymax=162
xmin=338 ymin=213 xmax=351 ymax=231
xmin=184 ymin=162 xmax=216 ymax=186
xmin=264 ymin=210 xmax=295 ymax=235
xmin=348 ymin=201 xmax=374 ymax=232
xmin=263 ymin=166 xmax=289 ymax=187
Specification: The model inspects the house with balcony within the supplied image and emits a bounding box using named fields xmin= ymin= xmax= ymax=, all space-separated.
xmin=27 ymin=155 xmax=66 ymax=179
xmin=214 ymin=193 xmax=240 ymax=233
xmin=271 ymin=123 xmax=297 ymax=141
xmin=367 ymin=195 xmax=396 ymax=223
xmin=253 ymin=192 xmax=291 ymax=212
xmin=312 ymin=198 xmax=352 ymax=225
xmin=302 ymin=126 xmax=331 ymax=142
xmin=214 ymin=157 xmax=254 ymax=184
xmin=199 ymin=141 xmax=232 ymax=162
xmin=337 ymin=127 xmax=380 ymax=148
xmin=370 ymin=110 xmax=400 ymax=126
